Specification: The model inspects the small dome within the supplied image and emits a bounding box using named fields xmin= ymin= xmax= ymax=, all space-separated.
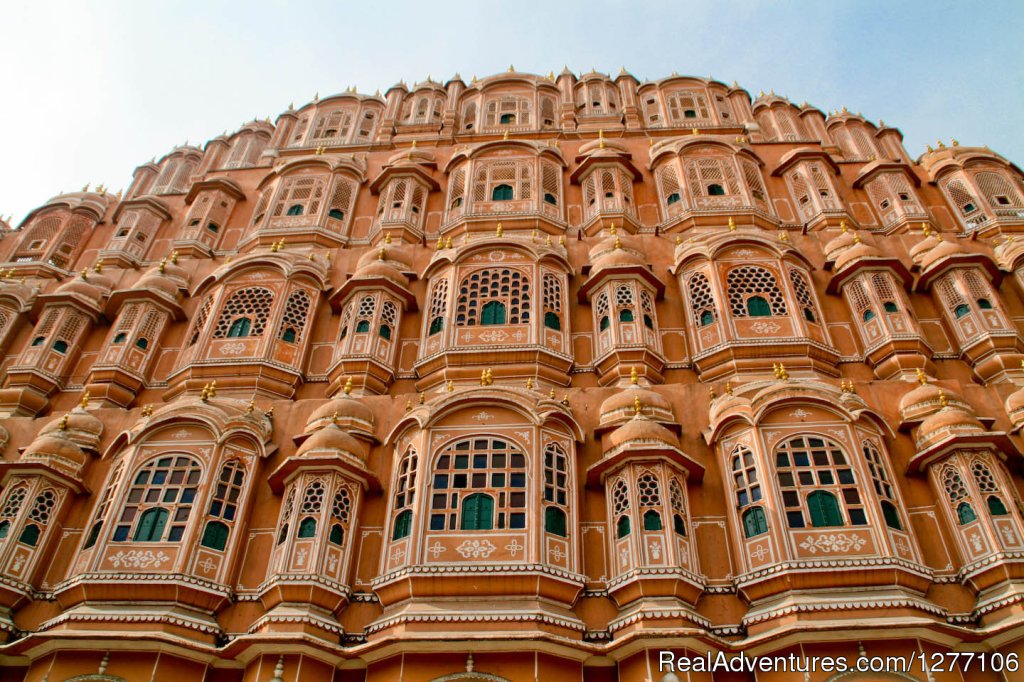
xmin=916 ymin=406 xmax=984 ymax=449
xmin=918 ymin=239 xmax=962 ymax=271
xmin=591 ymin=247 xmax=645 ymax=273
xmin=39 ymin=406 xmax=104 ymax=450
xmin=352 ymin=259 xmax=410 ymax=288
xmin=1005 ymin=385 xmax=1024 ymax=429
xmin=56 ymin=272 xmax=112 ymax=306
xmin=834 ymin=241 xmax=882 ymax=272
xmin=908 ymin=233 xmax=940 ymax=263
xmin=22 ymin=433 xmax=88 ymax=475
xmin=295 ymin=423 xmax=367 ymax=460
xmin=608 ymin=415 xmax=678 ymax=450
xmin=823 ymin=229 xmax=857 ymax=264
xmin=600 ymin=385 xmax=674 ymax=427
xmin=899 ymin=380 xmax=969 ymax=425
xmin=135 ymin=260 xmax=188 ymax=298
xmin=306 ymin=394 xmax=375 ymax=437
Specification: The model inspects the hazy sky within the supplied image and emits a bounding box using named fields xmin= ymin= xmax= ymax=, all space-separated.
xmin=1 ymin=1 xmax=1021 ymax=224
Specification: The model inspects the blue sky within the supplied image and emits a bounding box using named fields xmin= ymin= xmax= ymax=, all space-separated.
xmin=1 ymin=0 xmax=1021 ymax=224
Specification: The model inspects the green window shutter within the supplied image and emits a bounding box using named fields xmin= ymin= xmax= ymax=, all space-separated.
xmin=747 ymin=296 xmax=771 ymax=317
xmin=544 ymin=507 xmax=567 ymax=537
xmin=881 ymin=501 xmax=902 ymax=530
xmin=355 ymin=319 xmax=370 ymax=333
xmin=673 ymin=514 xmax=687 ymax=536
xmin=643 ymin=509 xmax=662 ymax=531
xmin=743 ymin=507 xmax=768 ymax=538
xmin=228 ymin=318 xmax=251 ymax=338
xmin=393 ymin=510 xmax=412 ymax=540
xmin=599 ymin=316 xmax=610 ymax=331
xmin=329 ymin=523 xmax=345 ymax=545
xmin=461 ymin=494 xmax=494 ymax=530
xmin=298 ymin=517 xmax=317 ymax=538
xmin=481 ymin=301 xmax=506 ymax=326
xmin=18 ymin=524 xmax=40 ymax=547
xmin=544 ymin=311 xmax=561 ymax=330
xmin=808 ymin=491 xmax=842 ymax=527
xmin=987 ymin=496 xmax=1009 ymax=516
xmin=700 ymin=310 xmax=714 ymax=326
xmin=957 ymin=502 xmax=977 ymax=525
xmin=619 ymin=309 xmax=634 ymax=322
xmin=201 ymin=521 xmax=229 ymax=551
xmin=135 ymin=508 xmax=169 ymax=542
xmin=616 ymin=515 xmax=631 ymax=539
xmin=429 ymin=317 xmax=444 ymax=335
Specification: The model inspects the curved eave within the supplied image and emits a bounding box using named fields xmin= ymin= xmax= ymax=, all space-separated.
xmin=30 ymin=292 xmax=106 ymax=322
xmin=185 ymin=177 xmax=247 ymax=205
xmin=0 ymin=461 xmax=86 ymax=494
xmin=569 ymin=154 xmax=641 ymax=185
xmin=907 ymin=432 xmax=1017 ymax=473
xmin=111 ymin=196 xmax=172 ymax=224
xmin=329 ymin=275 xmax=418 ymax=312
xmin=106 ymin=288 xmax=185 ymax=321
xmin=192 ymin=254 xmax=329 ymax=296
xmin=369 ymin=165 xmax=440 ymax=195
xmin=826 ymin=256 xmax=913 ymax=294
xmin=586 ymin=444 xmax=704 ymax=485
xmin=578 ymin=263 xmax=665 ymax=301
xmin=852 ymin=161 xmax=922 ymax=189
xmin=421 ymin=242 xmax=572 ymax=279
xmin=267 ymin=454 xmax=379 ymax=494
xmin=771 ymin=148 xmax=841 ymax=177
xmin=443 ymin=140 xmax=568 ymax=173
xmin=916 ymin=253 xmax=1002 ymax=291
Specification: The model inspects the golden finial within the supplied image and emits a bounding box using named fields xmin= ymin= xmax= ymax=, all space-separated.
xmin=840 ymin=219 xmax=848 ymax=233
xmin=609 ymin=222 xmax=617 ymax=236
xmin=79 ymin=390 xmax=90 ymax=409
xmin=503 ymin=130 xmax=510 ymax=141
xmin=170 ymin=250 xmax=178 ymax=264
xmin=726 ymin=381 xmax=733 ymax=396
xmin=496 ymin=223 xmax=503 ymax=237
xmin=141 ymin=404 xmax=153 ymax=417
xmin=853 ymin=232 xmax=861 ymax=244
xmin=927 ymin=145 xmax=934 ymax=153
xmin=200 ymin=385 xmax=210 ymax=402
xmin=419 ymin=392 xmax=425 ymax=404
xmin=208 ymin=380 xmax=217 ymax=398
xmin=481 ymin=369 xmax=488 ymax=386
xmin=265 ymin=406 xmax=274 ymax=421
xmin=598 ymin=129 xmax=606 ymax=149
xmin=406 ymin=399 xmax=413 ymax=411
xmin=778 ymin=230 xmax=788 ymax=242
xmin=614 ymin=236 xmax=622 ymax=250
xmin=385 ymin=232 xmax=393 ymax=244
xmin=93 ymin=261 xmax=102 ymax=273
xmin=545 ymin=235 xmax=552 ymax=246
xmin=952 ymin=138 xmax=959 ymax=147
xmin=772 ymin=363 xmax=781 ymax=379
xmin=920 ymin=222 xmax=931 ymax=237
xmin=58 ymin=415 xmax=69 ymax=431
xmin=691 ymin=128 xmax=699 ymax=136
xmin=447 ymin=380 xmax=455 ymax=392
xmin=526 ymin=377 xmax=534 ymax=390
xmin=675 ymin=235 xmax=682 ymax=245
xmin=277 ymin=239 xmax=286 ymax=251
xmin=410 ymin=139 xmax=417 ymax=150
xmin=343 ymin=377 xmax=353 ymax=395
xmin=938 ymin=390 xmax=948 ymax=408
xmin=80 ymin=268 xmax=88 ymax=280
xmin=270 ymin=241 xmax=279 ymax=253
xmin=436 ymin=237 xmax=444 ymax=251
xmin=531 ymin=229 xmax=538 ymax=243
xmin=247 ymin=399 xmax=255 ymax=414
xmin=558 ymin=236 xmax=565 ymax=246
xmin=630 ymin=367 xmax=639 ymax=385
xmin=485 ymin=368 xmax=493 ymax=386
xmin=445 ymin=236 xmax=453 ymax=249
xmin=548 ymin=71 xmax=555 ymax=81
xmin=777 ymin=364 xmax=789 ymax=382
xmin=728 ymin=216 xmax=736 ymax=231
xmin=158 ymin=258 xmax=167 ymax=274
xmin=633 ymin=395 xmax=642 ymax=414
xmin=82 ymin=182 xmax=90 ymax=192
xmin=561 ymin=393 xmax=569 ymax=405
xmin=649 ymin=137 xmax=655 ymax=147
xmin=917 ymin=368 xmax=927 ymax=385
xmin=937 ymin=140 xmax=946 ymax=149
xmin=378 ymin=246 xmax=386 ymax=261
xmin=549 ymin=387 xmax=556 ymax=399
xmin=508 ymin=64 xmax=515 ymax=73
xmin=307 ymin=252 xmax=316 ymax=261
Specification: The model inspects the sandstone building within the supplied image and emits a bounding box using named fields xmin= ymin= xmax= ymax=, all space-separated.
xmin=0 ymin=67 xmax=1022 ymax=680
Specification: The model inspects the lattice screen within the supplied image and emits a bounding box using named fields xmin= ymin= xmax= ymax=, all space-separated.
xmin=213 ymin=287 xmax=274 ymax=338
xmin=726 ymin=266 xmax=787 ymax=316
xmin=455 ymin=268 xmax=530 ymax=326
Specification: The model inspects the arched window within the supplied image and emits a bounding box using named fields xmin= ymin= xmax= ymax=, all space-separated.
xmin=775 ymin=436 xmax=864 ymax=529
xmin=116 ymin=456 xmax=202 ymax=543
xmin=213 ymin=287 xmax=274 ymax=339
xmin=429 ymin=317 xmax=444 ymax=335
xmin=789 ymin=269 xmax=819 ymax=323
xmin=742 ymin=507 xmax=768 ymax=538
xmin=276 ymin=488 xmax=295 ymax=545
xmin=278 ymin=289 xmax=311 ymax=344
xmin=669 ymin=478 xmax=687 ymax=537
xmin=329 ymin=486 xmax=351 ymax=545
xmin=18 ymin=490 xmax=56 ymax=547
xmin=954 ymin=304 xmax=970 ymax=319
xmin=427 ymin=279 xmax=448 ymax=336
xmin=113 ymin=333 xmax=127 ymax=344
xmin=727 ymin=266 xmax=787 ymax=317
xmin=83 ymin=462 xmax=124 ymax=550
xmin=287 ymin=204 xmax=304 ymax=216
xmin=688 ymin=272 xmax=715 ymax=327
xmin=491 ymin=184 xmax=514 ymax=201
xmin=988 ymin=496 xmax=1009 ymax=516
xmin=430 ymin=437 xmax=527 ymax=531
xmin=863 ymin=309 xmax=876 ymax=322
xmin=456 ymin=269 xmax=530 ymax=326
xmin=958 ymin=502 xmax=977 ymax=525
xmin=667 ymin=193 xmax=681 ymax=205
xmin=643 ymin=509 xmax=662 ymax=531
xmin=355 ymin=319 xmax=370 ymax=333
xmin=188 ymin=297 xmax=213 ymax=347
xmin=542 ymin=273 xmax=563 ymax=331
xmin=707 ymin=183 xmax=725 ymax=196
xmin=201 ymin=460 xmax=246 ymax=551
xmin=731 ymin=445 xmax=761 ymax=508
xmin=637 ymin=472 xmax=662 ymax=531
xmin=544 ymin=311 xmax=561 ymax=330
xmin=52 ymin=339 xmax=68 ymax=353
xmin=972 ymin=460 xmax=1010 ymax=517
xmin=599 ymin=316 xmax=610 ymax=331
xmin=297 ymin=480 xmax=325 ymax=539
xmin=619 ymin=309 xmax=634 ymax=322
xmin=863 ymin=441 xmax=902 ymax=531
xmin=612 ymin=478 xmax=630 ymax=538
xmin=392 ymin=448 xmax=417 ymax=540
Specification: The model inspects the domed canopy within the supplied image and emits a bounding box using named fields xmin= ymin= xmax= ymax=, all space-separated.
xmin=39 ymin=406 xmax=103 ymax=451
xmin=834 ymin=240 xmax=883 ymax=272
xmin=52 ymin=270 xmax=113 ymax=310
xmin=918 ymin=239 xmax=962 ymax=271
xmin=608 ymin=414 xmax=679 ymax=450
xmin=22 ymin=433 xmax=89 ymax=476
xmin=599 ymin=385 xmax=674 ymax=430
xmin=352 ymin=258 xmax=410 ymax=288
xmin=908 ymin=233 xmax=941 ymax=263
xmin=305 ymin=394 xmax=375 ymax=440
xmin=899 ymin=379 xmax=971 ymax=427
xmin=295 ymin=423 xmax=367 ymax=461
xmin=915 ymin=405 xmax=984 ymax=450
xmin=1005 ymin=385 xmax=1024 ymax=431
xmin=133 ymin=259 xmax=189 ymax=299
xmin=823 ymin=228 xmax=857 ymax=265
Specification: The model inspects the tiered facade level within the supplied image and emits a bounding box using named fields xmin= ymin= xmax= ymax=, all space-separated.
xmin=0 ymin=68 xmax=1023 ymax=681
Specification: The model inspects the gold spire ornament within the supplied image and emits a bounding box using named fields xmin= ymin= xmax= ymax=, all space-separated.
xmin=728 ymin=216 xmax=736 ymax=231
xmin=343 ymin=377 xmax=353 ymax=395
xmin=633 ymin=395 xmax=642 ymax=415
xmin=630 ymin=366 xmax=639 ymax=385
xmin=526 ymin=377 xmax=534 ymax=390
xmin=447 ymin=380 xmax=455 ymax=392
xmin=496 ymin=223 xmax=503 ymax=237
xmin=917 ymin=368 xmax=928 ymax=385
xmin=79 ymin=390 xmax=90 ymax=409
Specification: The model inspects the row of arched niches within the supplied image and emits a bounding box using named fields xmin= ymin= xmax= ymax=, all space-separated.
xmin=1 ymin=68 xmax=1024 ymax=664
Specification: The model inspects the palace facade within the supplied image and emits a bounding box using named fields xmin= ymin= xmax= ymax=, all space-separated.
xmin=0 ymin=67 xmax=1023 ymax=681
